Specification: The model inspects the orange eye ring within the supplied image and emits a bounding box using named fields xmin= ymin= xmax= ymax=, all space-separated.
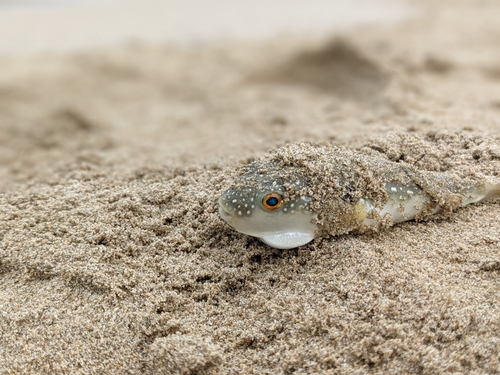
xmin=262 ymin=193 xmax=282 ymax=210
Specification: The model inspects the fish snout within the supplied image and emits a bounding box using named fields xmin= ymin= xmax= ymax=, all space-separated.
xmin=218 ymin=194 xmax=234 ymax=222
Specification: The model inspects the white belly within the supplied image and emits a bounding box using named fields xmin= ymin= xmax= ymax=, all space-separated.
xmin=362 ymin=182 xmax=436 ymax=226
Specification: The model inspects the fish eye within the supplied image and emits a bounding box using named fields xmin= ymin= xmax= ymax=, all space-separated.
xmin=262 ymin=193 xmax=282 ymax=210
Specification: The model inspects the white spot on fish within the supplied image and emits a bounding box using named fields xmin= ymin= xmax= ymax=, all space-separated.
xmin=238 ymin=211 xmax=242 ymax=216
xmin=391 ymin=187 xmax=397 ymax=192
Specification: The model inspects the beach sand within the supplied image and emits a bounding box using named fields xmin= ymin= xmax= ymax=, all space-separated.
xmin=1 ymin=0 xmax=500 ymax=373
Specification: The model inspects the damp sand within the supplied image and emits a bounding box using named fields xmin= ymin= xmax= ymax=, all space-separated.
xmin=1 ymin=1 xmax=500 ymax=373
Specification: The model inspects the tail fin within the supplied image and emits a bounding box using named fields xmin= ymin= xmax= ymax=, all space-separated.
xmin=485 ymin=183 xmax=500 ymax=200
xmin=460 ymin=182 xmax=500 ymax=206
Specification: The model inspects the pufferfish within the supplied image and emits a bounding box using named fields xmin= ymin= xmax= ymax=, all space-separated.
xmin=218 ymin=133 xmax=500 ymax=249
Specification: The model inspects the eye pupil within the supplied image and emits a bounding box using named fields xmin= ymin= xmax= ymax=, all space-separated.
xmin=266 ymin=197 xmax=279 ymax=207
xmin=263 ymin=193 xmax=282 ymax=210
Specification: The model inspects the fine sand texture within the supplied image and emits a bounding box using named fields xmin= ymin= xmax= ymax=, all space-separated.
xmin=1 ymin=1 xmax=500 ymax=374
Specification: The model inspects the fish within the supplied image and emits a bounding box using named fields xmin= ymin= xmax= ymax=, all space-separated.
xmin=218 ymin=132 xmax=500 ymax=249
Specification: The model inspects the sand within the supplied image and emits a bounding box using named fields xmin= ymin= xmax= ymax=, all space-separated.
xmin=1 ymin=0 xmax=500 ymax=374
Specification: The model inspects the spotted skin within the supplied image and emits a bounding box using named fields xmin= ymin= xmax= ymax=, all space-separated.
xmin=219 ymin=188 xmax=312 ymax=218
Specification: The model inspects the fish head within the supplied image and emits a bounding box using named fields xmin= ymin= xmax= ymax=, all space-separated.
xmin=218 ymin=170 xmax=317 ymax=249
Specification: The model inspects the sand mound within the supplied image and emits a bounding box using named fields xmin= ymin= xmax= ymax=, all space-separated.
xmin=254 ymin=39 xmax=389 ymax=101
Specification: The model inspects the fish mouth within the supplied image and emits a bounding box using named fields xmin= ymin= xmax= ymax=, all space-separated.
xmin=219 ymin=206 xmax=232 ymax=222
xmin=218 ymin=197 xmax=233 ymax=222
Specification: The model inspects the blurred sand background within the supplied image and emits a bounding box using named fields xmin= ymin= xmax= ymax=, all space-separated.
xmin=1 ymin=0 xmax=500 ymax=374
xmin=0 ymin=0 xmax=410 ymax=55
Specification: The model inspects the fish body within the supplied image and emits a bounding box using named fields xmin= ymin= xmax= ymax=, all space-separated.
xmin=219 ymin=133 xmax=500 ymax=249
